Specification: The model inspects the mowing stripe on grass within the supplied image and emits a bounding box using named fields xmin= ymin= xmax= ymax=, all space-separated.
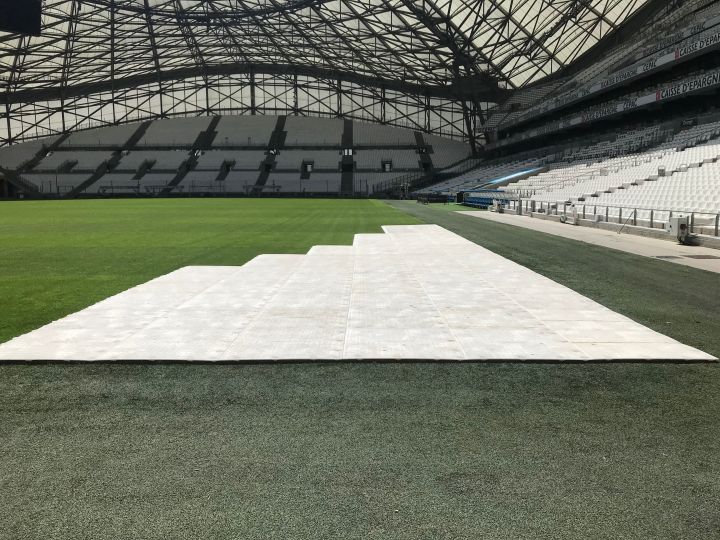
xmin=386 ymin=201 xmax=720 ymax=359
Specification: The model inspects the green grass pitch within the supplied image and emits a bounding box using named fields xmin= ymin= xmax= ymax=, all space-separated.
xmin=1 ymin=198 xmax=719 ymax=539
xmin=0 ymin=198 xmax=420 ymax=345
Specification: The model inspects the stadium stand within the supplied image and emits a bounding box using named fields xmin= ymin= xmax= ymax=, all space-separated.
xmin=116 ymin=150 xmax=188 ymax=171
xmin=284 ymin=117 xmax=344 ymax=146
xmin=585 ymin=161 xmax=720 ymax=228
xmin=275 ymin=150 xmax=340 ymax=170
xmin=94 ymin=173 xmax=138 ymax=194
xmin=0 ymin=137 xmax=57 ymax=169
xmin=213 ymin=116 xmax=276 ymax=147
xmin=138 ymin=173 xmax=176 ymax=193
xmin=62 ymin=124 xmax=139 ymax=147
xmin=503 ymin=121 xmax=720 ymax=202
xmin=137 ymin=117 xmax=211 ymax=146
xmin=422 ymin=159 xmax=542 ymax=194
xmin=34 ymin=151 xmax=113 ymax=171
xmin=472 ymin=118 xmax=720 ymax=234
xmin=265 ymin=173 xmax=302 ymax=193
xmin=353 ymin=121 xmax=417 ymax=146
xmin=494 ymin=1 xmax=720 ymax=132
xmin=195 ymin=150 xmax=265 ymax=170
xmin=422 ymin=134 xmax=472 ymax=168
xmin=23 ymin=173 xmax=86 ymax=194
xmin=355 ymin=149 xmax=419 ymax=170
xmin=223 ymin=171 xmax=260 ymax=192
xmin=302 ymin=173 xmax=343 ymax=193
xmin=354 ymin=172 xmax=401 ymax=193
xmin=178 ymin=172 xmax=225 ymax=193
xmin=0 ymin=115 xmax=469 ymax=197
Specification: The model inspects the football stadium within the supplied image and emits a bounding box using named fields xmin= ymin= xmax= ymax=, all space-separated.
xmin=1 ymin=0 xmax=720 ymax=537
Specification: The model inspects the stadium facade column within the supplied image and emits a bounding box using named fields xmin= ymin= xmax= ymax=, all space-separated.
xmin=293 ymin=74 xmax=299 ymax=115
xmin=205 ymin=77 xmax=211 ymax=116
xmin=4 ymin=102 xmax=11 ymax=145
xmin=110 ymin=0 xmax=117 ymax=125
xmin=381 ymin=87 xmax=386 ymax=124
xmin=425 ymin=95 xmax=430 ymax=132
xmin=59 ymin=0 xmax=80 ymax=134
xmin=250 ymin=71 xmax=256 ymax=115
xmin=462 ymin=100 xmax=477 ymax=155
xmin=337 ymin=79 xmax=342 ymax=117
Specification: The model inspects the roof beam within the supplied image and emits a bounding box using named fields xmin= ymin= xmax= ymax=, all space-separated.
xmin=397 ymin=0 xmax=511 ymax=88
xmin=544 ymin=0 xmax=669 ymax=83
xmin=0 ymin=61 xmax=509 ymax=105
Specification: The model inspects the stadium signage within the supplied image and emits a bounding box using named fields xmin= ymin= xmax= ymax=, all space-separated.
xmin=641 ymin=58 xmax=658 ymax=72
xmin=655 ymin=85 xmax=683 ymax=100
xmin=622 ymin=97 xmax=638 ymax=109
xmin=655 ymin=71 xmax=720 ymax=102
xmin=581 ymin=105 xmax=618 ymax=123
xmin=489 ymin=68 xmax=720 ymax=150
xmin=676 ymin=30 xmax=720 ymax=59
xmin=601 ymin=68 xmax=636 ymax=89
xmin=676 ymin=41 xmax=701 ymax=58
xmin=503 ymin=15 xmax=720 ymax=129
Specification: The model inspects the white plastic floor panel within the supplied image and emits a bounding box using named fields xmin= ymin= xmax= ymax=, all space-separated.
xmin=0 ymin=225 xmax=714 ymax=362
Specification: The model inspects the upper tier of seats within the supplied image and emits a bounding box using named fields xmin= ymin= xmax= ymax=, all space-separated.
xmin=63 ymin=124 xmax=138 ymax=147
xmin=493 ymin=0 xmax=720 ymax=130
xmin=35 ymin=150 xmax=114 ymax=171
xmin=139 ymin=117 xmax=212 ymax=146
xmin=0 ymin=114 xmax=470 ymax=178
xmin=353 ymin=121 xmax=417 ymax=146
xmin=493 ymin=66 xmax=720 ymax=149
xmin=214 ymin=116 xmax=277 ymax=147
xmin=0 ymin=136 xmax=58 ymax=169
xmin=284 ymin=117 xmax=344 ymax=146
xmin=422 ymin=134 xmax=472 ymax=168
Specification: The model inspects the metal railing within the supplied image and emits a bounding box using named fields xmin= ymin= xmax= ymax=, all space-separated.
xmin=503 ymin=198 xmax=720 ymax=237
xmin=363 ymin=170 xmax=424 ymax=196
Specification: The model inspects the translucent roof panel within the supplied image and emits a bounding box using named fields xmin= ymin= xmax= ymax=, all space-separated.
xmin=0 ymin=0 xmax=650 ymax=96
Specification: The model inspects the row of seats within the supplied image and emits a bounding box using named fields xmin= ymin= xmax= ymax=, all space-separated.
xmin=505 ymin=124 xmax=720 ymax=202
xmin=28 ymin=148 xmax=432 ymax=175
xmin=485 ymin=80 xmax=564 ymax=129
xmin=283 ymin=117 xmax=344 ymax=145
xmin=420 ymin=158 xmax=541 ymax=193
xmin=0 ymin=116 xmax=473 ymax=195
xmin=592 ymin=164 xmax=720 ymax=214
xmin=497 ymin=123 xmax=720 ymax=229
xmin=0 ymin=137 xmax=57 ymax=169
xmin=1 ymin=115 xmax=470 ymax=171
xmin=422 ymin=134 xmax=472 ymax=167
xmin=423 ymin=121 xmax=687 ymax=195
xmin=554 ymin=125 xmax=670 ymax=163
xmin=24 ymin=170 xmax=358 ymax=195
xmin=353 ymin=121 xmax=416 ymax=146
xmin=51 ymin=115 xmax=447 ymax=149
xmin=354 ymin=149 xmax=419 ymax=169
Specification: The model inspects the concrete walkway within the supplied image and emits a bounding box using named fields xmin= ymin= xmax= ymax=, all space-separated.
xmin=0 ymin=225 xmax=713 ymax=362
xmin=458 ymin=211 xmax=720 ymax=274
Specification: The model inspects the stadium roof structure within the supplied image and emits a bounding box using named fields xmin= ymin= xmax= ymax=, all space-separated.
xmin=0 ymin=0 xmax=660 ymax=147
